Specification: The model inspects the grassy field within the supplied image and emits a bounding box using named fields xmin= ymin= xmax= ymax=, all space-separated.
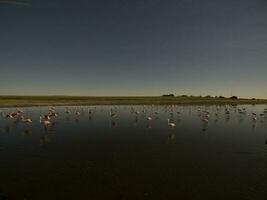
xmin=0 ymin=96 xmax=267 ymax=107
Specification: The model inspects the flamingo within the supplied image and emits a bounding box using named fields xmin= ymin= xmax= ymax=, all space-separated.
xmin=20 ymin=116 xmax=32 ymax=123
xmin=201 ymin=118 xmax=209 ymax=123
xmin=65 ymin=107 xmax=70 ymax=114
xmin=43 ymin=115 xmax=51 ymax=120
xmin=6 ymin=112 xmax=17 ymax=118
xmin=48 ymin=111 xmax=58 ymax=117
xmin=40 ymin=116 xmax=51 ymax=126
xmin=146 ymin=116 xmax=152 ymax=121
xmin=167 ymin=119 xmax=176 ymax=127
xmin=49 ymin=107 xmax=55 ymax=112
xmin=110 ymin=111 xmax=117 ymax=118
xmin=23 ymin=118 xmax=32 ymax=123
xmin=204 ymin=114 xmax=210 ymax=119
xmin=16 ymin=108 xmax=23 ymax=114
xmin=134 ymin=111 xmax=140 ymax=115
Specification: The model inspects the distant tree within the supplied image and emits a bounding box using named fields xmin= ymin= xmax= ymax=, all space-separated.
xmin=205 ymin=95 xmax=211 ymax=98
xmin=230 ymin=96 xmax=238 ymax=100
xmin=219 ymin=96 xmax=225 ymax=99
xmin=252 ymin=98 xmax=256 ymax=100
xmin=162 ymin=94 xmax=175 ymax=97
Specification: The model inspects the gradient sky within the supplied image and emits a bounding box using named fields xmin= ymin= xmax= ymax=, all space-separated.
xmin=0 ymin=0 xmax=267 ymax=97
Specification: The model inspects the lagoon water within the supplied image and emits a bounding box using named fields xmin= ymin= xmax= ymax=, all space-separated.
xmin=0 ymin=105 xmax=267 ymax=200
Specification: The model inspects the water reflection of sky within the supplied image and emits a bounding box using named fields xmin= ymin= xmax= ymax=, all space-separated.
xmin=0 ymin=105 xmax=267 ymax=199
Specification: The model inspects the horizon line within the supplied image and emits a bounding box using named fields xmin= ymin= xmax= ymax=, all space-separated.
xmin=0 ymin=95 xmax=266 ymax=100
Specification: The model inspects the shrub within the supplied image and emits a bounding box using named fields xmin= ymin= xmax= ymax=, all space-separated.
xmin=230 ymin=96 xmax=238 ymax=100
xmin=162 ymin=94 xmax=175 ymax=97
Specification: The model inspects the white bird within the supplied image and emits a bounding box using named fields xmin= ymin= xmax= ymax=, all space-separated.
xmin=20 ymin=116 xmax=32 ymax=123
xmin=146 ymin=117 xmax=152 ymax=121
xmin=110 ymin=111 xmax=117 ymax=118
xmin=167 ymin=119 xmax=176 ymax=127
xmin=48 ymin=112 xmax=58 ymax=117
xmin=43 ymin=115 xmax=51 ymax=120
xmin=40 ymin=116 xmax=51 ymax=126
xmin=16 ymin=108 xmax=23 ymax=114
xmin=134 ymin=111 xmax=140 ymax=115
xmin=65 ymin=108 xmax=70 ymax=114
xmin=204 ymin=114 xmax=210 ymax=119
xmin=6 ymin=112 xmax=17 ymax=118
xmin=202 ymin=118 xmax=209 ymax=123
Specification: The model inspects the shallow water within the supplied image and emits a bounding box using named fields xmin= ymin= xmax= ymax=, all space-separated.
xmin=0 ymin=105 xmax=267 ymax=200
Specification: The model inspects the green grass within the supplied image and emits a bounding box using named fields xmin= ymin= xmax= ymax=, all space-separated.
xmin=0 ymin=96 xmax=267 ymax=107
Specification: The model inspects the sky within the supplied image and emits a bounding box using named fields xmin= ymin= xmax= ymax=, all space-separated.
xmin=0 ymin=0 xmax=267 ymax=98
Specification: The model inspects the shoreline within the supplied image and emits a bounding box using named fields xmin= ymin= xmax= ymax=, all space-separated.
xmin=0 ymin=96 xmax=267 ymax=108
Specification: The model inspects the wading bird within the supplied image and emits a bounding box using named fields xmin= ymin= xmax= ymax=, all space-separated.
xmin=201 ymin=118 xmax=209 ymax=123
xmin=20 ymin=116 xmax=32 ymax=123
xmin=6 ymin=112 xmax=18 ymax=119
xmin=110 ymin=111 xmax=117 ymax=118
xmin=167 ymin=119 xmax=176 ymax=127
xmin=40 ymin=116 xmax=51 ymax=126
xmin=146 ymin=116 xmax=152 ymax=121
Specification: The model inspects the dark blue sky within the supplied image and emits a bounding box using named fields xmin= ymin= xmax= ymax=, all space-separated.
xmin=1 ymin=0 xmax=267 ymax=97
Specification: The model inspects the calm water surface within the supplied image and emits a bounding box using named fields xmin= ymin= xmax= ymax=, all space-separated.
xmin=0 ymin=105 xmax=267 ymax=200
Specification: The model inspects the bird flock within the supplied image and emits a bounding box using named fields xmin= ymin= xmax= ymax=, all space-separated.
xmin=1 ymin=105 xmax=267 ymax=131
